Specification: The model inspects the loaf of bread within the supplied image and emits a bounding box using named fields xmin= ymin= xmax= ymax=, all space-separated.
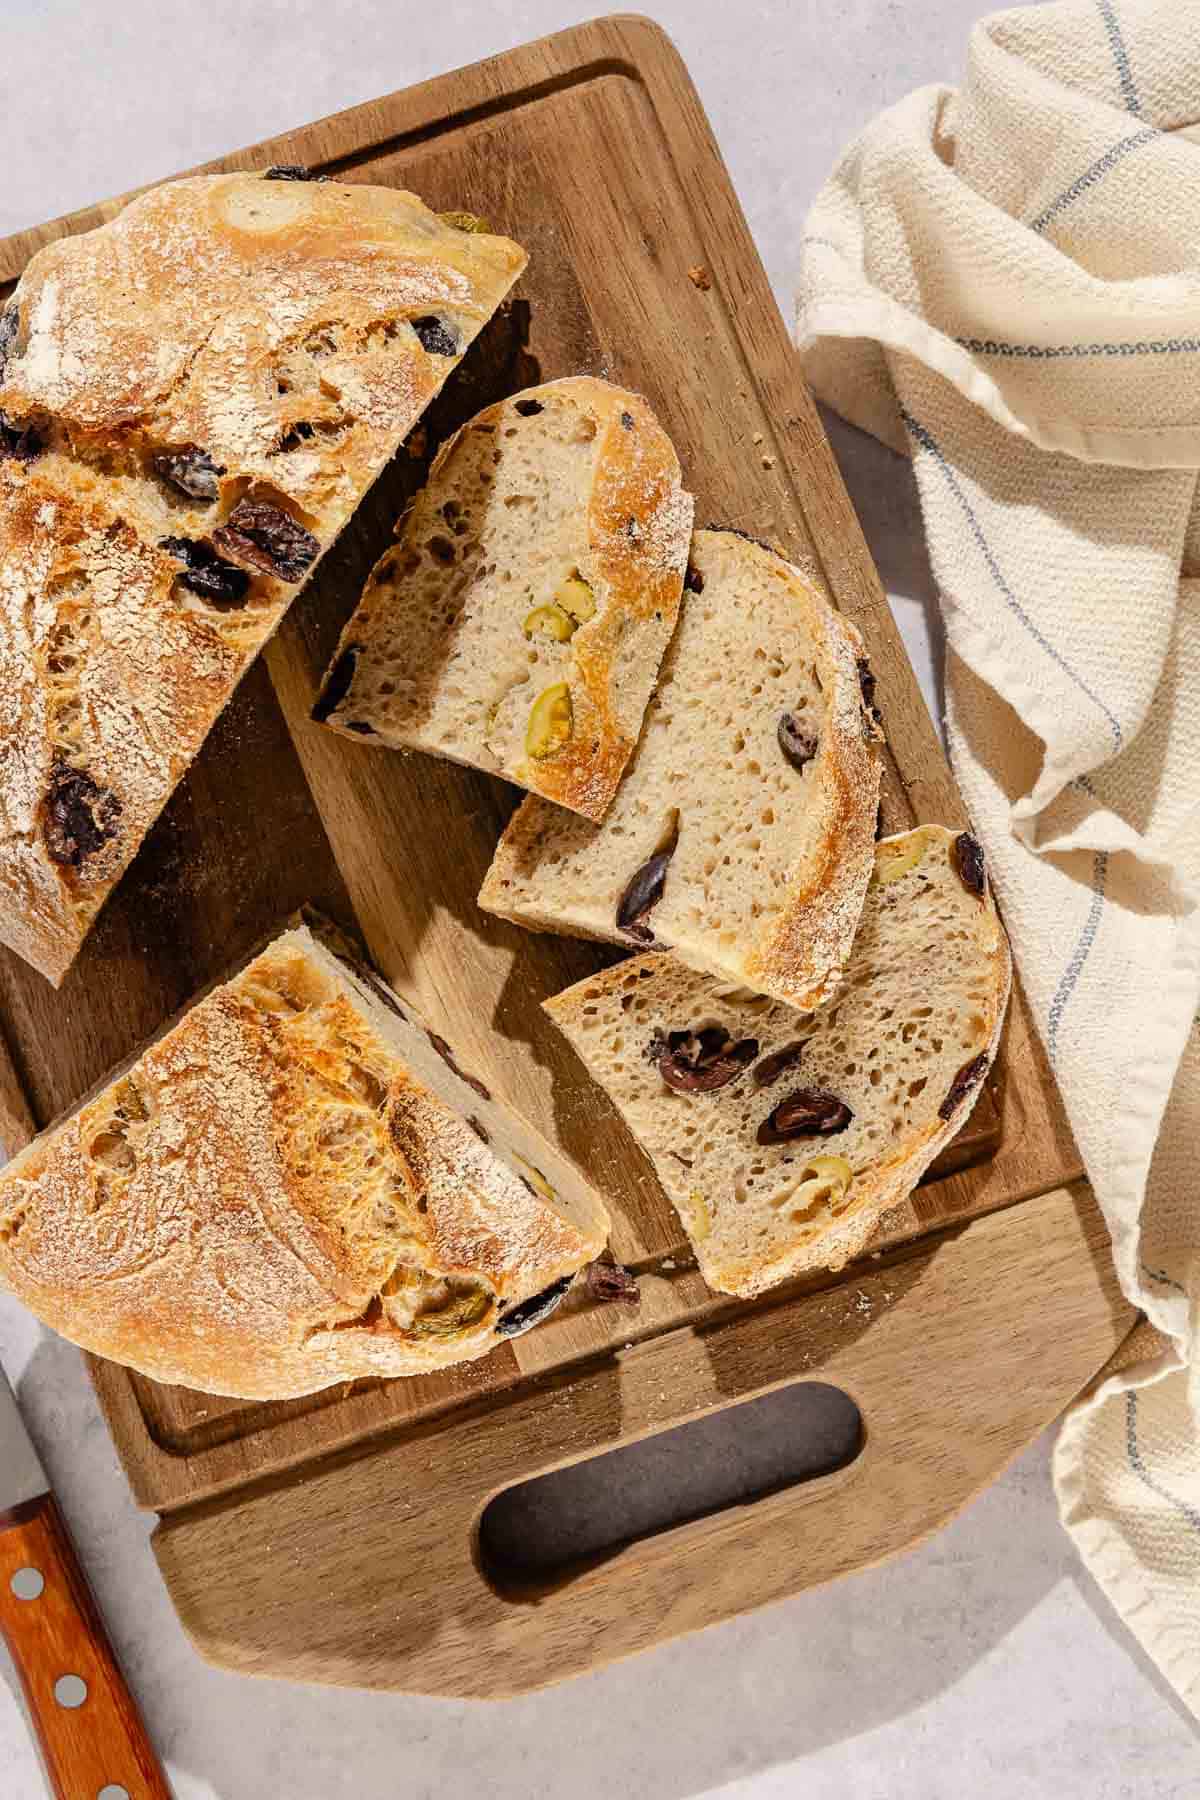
xmin=544 ymin=826 xmax=1010 ymax=1296
xmin=481 ymin=527 xmax=884 ymax=1010
xmin=0 ymin=173 xmax=525 ymax=984
xmin=313 ymin=377 xmax=693 ymax=820
xmin=0 ymin=913 xmax=608 ymax=1398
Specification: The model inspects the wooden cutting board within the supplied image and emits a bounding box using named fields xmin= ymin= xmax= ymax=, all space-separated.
xmin=0 ymin=16 xmax=1134 ymax=1696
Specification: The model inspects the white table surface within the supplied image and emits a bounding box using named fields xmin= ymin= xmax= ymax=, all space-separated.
xmin=1 ymin=3 xmax=1197 ymax=1795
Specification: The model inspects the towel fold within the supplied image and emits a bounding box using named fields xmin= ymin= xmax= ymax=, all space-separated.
xmin=798 ymin=0 xmax=1200 ymax=1714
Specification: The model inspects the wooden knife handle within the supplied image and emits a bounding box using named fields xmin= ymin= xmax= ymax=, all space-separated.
xmin=0 ymin=1491 xmax=171 ymax=1799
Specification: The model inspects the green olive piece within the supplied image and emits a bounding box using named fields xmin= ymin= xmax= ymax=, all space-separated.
xmin=410 ymin=1281 xmax=492 ymax=1338
xmin=438 ymin=210 xmax=491 ymax=234
xmin=555 ymin=573 xmax=596 ymax=622
xmin=526 ymin=683 xmax=573 ymax=760
xmin=515 ymin=1157 xmax=557 ymax=1203
xmin=875 ymin=827 xmax=936 ymax=885
xmin=523 ymin=603 xmax=576 ymax=642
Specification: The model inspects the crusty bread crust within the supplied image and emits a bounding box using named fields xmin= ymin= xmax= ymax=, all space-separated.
xmin=544 ymin=826 xmax=1012 ymax=1296
xmin=0 ymin=918 xmax=607 ymax=1399
xmin=0 ymin=174 xmax=525 ymax=984
xmin=315 ymin=376 xmax=692 ymax=820
xmin=480 ymin=529 xmax=883 ymax=1010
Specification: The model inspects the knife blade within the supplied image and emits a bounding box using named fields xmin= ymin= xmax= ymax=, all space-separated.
xmin=0 ymin=1361 xmax=49 ymax=1513
xmin=0 ymin=1360 xmax=172 ymax=1799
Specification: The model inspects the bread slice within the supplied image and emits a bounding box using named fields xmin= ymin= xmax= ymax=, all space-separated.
xmin=481 ymin=528 xmax=884 ymax=1011
xmin=0 ymin=172 xmax=525 ymax=984
xmin=0 ymin=913 xmax=608 ymax=1399
xmin=544 ymin=826 xmax=1011 ymax=1297
xmin=313 ymin=377 xmax=693 ymax=821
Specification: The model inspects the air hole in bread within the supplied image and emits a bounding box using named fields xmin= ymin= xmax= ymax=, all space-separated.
xmin=89 ymin=1129 xmax=136 ymax=1173
xmin=328 ymin=1293 xmax=386 ymax=1333
xmin=0 ymin=1203 xmax=28 ymax=1244
xmin=341 ymin=1061 xmax=388 ymax=1111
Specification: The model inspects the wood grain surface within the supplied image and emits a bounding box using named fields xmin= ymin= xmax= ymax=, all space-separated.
xmin=0 ymin=1493 xmax=171 ymax=1797
xmin=0 ymin=16 xmax=1104 ymax=1693
xmin=155 ymin=1180 xmax=1134 ymax=1697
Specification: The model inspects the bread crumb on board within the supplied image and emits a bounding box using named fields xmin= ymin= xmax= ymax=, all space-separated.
xmin=688 ymin=264 xmax=712 ymax=290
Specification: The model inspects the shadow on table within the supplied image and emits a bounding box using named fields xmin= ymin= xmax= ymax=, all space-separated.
xmin=819 ymin=403 xmax=946 ymax=728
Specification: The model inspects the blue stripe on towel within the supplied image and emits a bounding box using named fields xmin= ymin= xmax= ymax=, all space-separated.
xmin=1047 ymin=852 xmax=1109 ymax=1061
xmin=1031 ymin=127 xmax=1158 ymax=234
xmin=1126 ymin=1392 xmax=1200 ymax=1533
xmin=957 ymin=335 xmax=1200 ymax=359
xmin=1096 ymin=0 xmax=1145 ymax=117
xmin=900 ymin=409 xmax=1124 ymax=751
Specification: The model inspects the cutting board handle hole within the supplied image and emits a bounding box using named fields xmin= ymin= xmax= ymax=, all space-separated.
xmin=479 ymin=1380 xmax=862 ymax=1596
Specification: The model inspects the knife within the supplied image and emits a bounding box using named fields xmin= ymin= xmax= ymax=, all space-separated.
xmin=0 ymin=1361 xmax=172 ymax=1799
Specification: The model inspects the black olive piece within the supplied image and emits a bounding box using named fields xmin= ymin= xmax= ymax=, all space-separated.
xmin=342 ymin=721 xmax=377 ymax=736
xmin=617 ymin=837 xmax=678 ymax=937
xmin=358 ymin=964 xmax=406 ymax=1021
xmin=938 ymin=1053 xmax=989 ymax=1121
xmin=160 ymin=535 xmax=252 ymax=608
xmin=427 ymin=1030 xmax=492 ymax=1102
xmin=586 ymin=1259 xmax=640 ymax=1303
xmin=263 ymin=165 xmax=316 ymax=180
xmin=953 ymin=832 xmax=987 ymax=900
xmin=514 ymin=397 xmax=544 ymax=416
xmin=756 ymin=1087 xmax=853 ymax=1144
xmin=495 ymin=1276 xmax=573 ymax=1338
xmin=620 ymin=410 xmax=635 ymax=430
xmin=312 ymin=645 xmax=361 ymax=723
xmin=657 ymin=1027 xmax=759 ymax=1094
xmin=777 ymin=712 xmax=818 ymax=772
xmin=154 ymin=446 xmax=224 ymax=501
xmin=42 ymin=764 xmax=122 ymax=869
xmin=411 ymin=316 xmax=460 ymax=358
xmin=752 ymin=1040 xmax=806 ymax=1087
xmin=0 ymin=410 xmax=43 ymax=463
xmin=683 ymin=564 xmax=705 ymax=594
xmin=857 ymin=656 xmax=884 ymax=728
xmin=212 ymin=498 xmax=319 ymax=583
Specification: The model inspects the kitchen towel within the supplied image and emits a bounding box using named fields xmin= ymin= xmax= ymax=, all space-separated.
xmin=797 ymin=0 xmax=1200 ymax=1714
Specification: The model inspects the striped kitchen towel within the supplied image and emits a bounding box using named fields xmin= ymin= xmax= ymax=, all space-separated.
xmin=797 ymin=0 xmax=1200 ymax=1713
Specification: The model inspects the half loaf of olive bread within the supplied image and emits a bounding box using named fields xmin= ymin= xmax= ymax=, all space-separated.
xmin=482 ymin=528 xmax=884 ymax=1011
xmin=0 ymin=172 xmax=525 ymax=984
xmin=544 ymin=826 xmax=1010 ymax=1296
xmin=313 ymin=377 xmax=693 ymax=821
xmin=0 ymin=911 xmax=608 ymax=1398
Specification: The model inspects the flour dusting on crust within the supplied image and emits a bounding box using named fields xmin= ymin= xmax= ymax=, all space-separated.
xmin=0 ymin=174 xmax=526 ymax=982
